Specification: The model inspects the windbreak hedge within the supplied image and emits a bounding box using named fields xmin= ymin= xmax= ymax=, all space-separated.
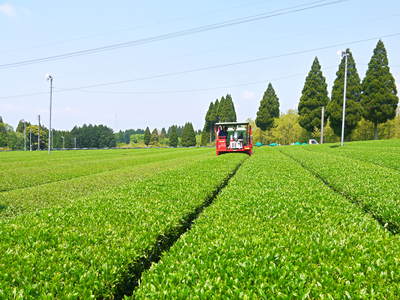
xmin=135 ymin=149 xmax=400 ymax=298
xmin=0 ymin=154 xmax=245 ymax=299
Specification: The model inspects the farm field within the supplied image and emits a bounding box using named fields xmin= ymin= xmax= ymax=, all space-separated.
xmin=1 ymin=140 xmax=399 ymax=298
xmin=0 ymin=148 xmax=212 ymax=217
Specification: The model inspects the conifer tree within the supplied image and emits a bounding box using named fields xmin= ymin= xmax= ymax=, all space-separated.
xmin=200 ymin=103 xmax=212 ymax=146
xmin=0 ymin=121 xmax=7 ymax=147
xmin=217 ymin=96 xmax=226 ymax=121
xmin=181 ymin=122 xmax=196 ymax=147
xmin=160 ymin=128 xmax=167 ymax=138
xmin=327 ymin=49 xmax=362 ymax=138
xmin=210 ymin=100 xmax=219 ymax=140
xmin=168 ymin=126 xmax=179 ymax=147
xmin=361 ymin=40 xmax=399 ymax=139
xmin=200 ymin=124 xmax=210 ymax=146
xmin=218 ymin=95 xmax=237 ymax=122
xmin=298 ymin=57 xmax=329 ymax=133
xmin=256 ymin=83 xmax=280 ymax=131
xmin=144 ymin=126 xmax=151 ymax=146
xmin=150 ymin=128 xmax=159 ymax=145
xmin=224 ymin=94 xmax=237 ymax=122
xmin=214 ymin=99 xmax=220 ymax=122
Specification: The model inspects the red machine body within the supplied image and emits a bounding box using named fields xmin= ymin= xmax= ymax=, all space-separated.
xmin=214 ymin=122 xmax=253 ymax=156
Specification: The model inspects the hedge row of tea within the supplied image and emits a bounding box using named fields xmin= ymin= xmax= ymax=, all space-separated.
xmin=0 ymin=154 xmax=245 ymax=298
xmin=0 ymin=148 xmax=208 ymax=192
xmin=280 ymin=147 xmax=400 ymax=233
xmin=135 ymin=149 xmax=400 ymax=298
xmin=305 ymin=140 xmax=400 ymax=171
xmin=0 ymin=149 xmax=211 ymax=218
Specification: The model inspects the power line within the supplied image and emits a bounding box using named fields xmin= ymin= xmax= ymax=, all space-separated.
xmin=54 ymin=66 xmax=342 ymax=95
xmin=0 ymin=32 xmax=398 ymax=100
xmin=0 ymin=0 xmax=347 ymax=70
xmin=54 ymin=32 xmax=400 ymax=91
xmin=0 ymin=0 xmax=273 ymax=55
xmin=76 ymin=74 xmax=307 ymax=95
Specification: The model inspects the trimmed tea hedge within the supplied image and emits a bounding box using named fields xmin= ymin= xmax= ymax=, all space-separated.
xmin=0 ymin=154 xmax=245 ymax=299
xmin=135 ymin=149 xmax=400 ymax=298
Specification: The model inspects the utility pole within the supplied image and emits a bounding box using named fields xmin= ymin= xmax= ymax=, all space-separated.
xmin=74 ymin=137 xmax=77 ymax=149
xmin=37 ymin=115 xmax=41 ymax=151
xmin=61 ymin=136 xmax=65 ymax=150
xmin=23 ymin=120 xmax=27 ymax=151
xmin=46 ymin=74 xmax=54 ymax=154
xmin=340 ymin=51 xmax=349 ymax=147
xmin=29 ymin=128 xmax=32 ymax=151
xmin=320 ymin=106 xmax=325 ymax=144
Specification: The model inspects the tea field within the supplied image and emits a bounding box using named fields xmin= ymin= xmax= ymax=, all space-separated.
xmin=0 ymin=141 xmax=399 ymax=298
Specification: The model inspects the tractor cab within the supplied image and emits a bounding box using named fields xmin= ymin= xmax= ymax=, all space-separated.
xmin=214 ymin=122 xmax=253 ymax=156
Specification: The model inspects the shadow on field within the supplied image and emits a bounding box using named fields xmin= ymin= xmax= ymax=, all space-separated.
xmin=330 ymin=145 xmax=340 ymax=148
xmin=113 ymin=157 xmax=248 ymax=300
xmin=0 ymin=204 xmax=7 ymax=211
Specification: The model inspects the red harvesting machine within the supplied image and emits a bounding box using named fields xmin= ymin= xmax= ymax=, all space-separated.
xmin=214 ymin=122 xmax=253 ymax=156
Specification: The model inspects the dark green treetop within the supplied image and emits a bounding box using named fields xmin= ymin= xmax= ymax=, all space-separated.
xmin=150 ymin=128 xmax=159 ymax=145
xmin=181 ymin=122 xmax=196 ymax=147
xmin=327 ymin=49 xmax=362 ymax=138
xmin=223 ymin=94 xmax=237 ymax=122
xmin=214 ymin=99 xmax=220 ymax=122
xmin=160 ymin=128 xmax=167 ymax=138
xmin=200 ymin=102 xmax=214 ymax=146
xmin=361 ymin=40 xmax=399 ymax=139
xmin=144 ymin=127 xmax=151 ymax=146
xmin=298 ymin=57 xmax=329 ymax=133
xmin=168 ymin=126 xmax=179 ymax=147
xmin=256 ymin=83 xmax=280 ymax=131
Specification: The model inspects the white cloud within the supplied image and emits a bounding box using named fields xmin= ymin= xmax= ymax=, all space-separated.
xmin=0 ymin=3 xmax=16 ymax=17
xmin=241 ymin=90 xmax=256 ymax=100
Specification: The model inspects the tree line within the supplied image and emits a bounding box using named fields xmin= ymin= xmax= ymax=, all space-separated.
xmin=0 ymin=119 xmax=116 ymax=150
xmin=114 ymin=123 xmax=200 ymax=148
xmin=1 ymin=40 xmax=398 ymax=150
xmin=200 ymin=94 xmax=237 ymax=145
xmin=0 ymin=117 xmax=202 ymax=150
xmin=254 ymin=40 xmax=398 ymax=142
xmin=142 ymin=123 xmax=197 ymax=147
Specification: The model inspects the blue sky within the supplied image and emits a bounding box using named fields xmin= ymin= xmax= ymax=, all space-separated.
xmin=0 ymin=0 xmax=399 ymax=131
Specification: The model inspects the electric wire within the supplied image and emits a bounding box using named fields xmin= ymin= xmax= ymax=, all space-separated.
xmin=0 ymin=32 xmax=398 ymax=100
xmin=0 ymin=0 xmax=347 ymax=70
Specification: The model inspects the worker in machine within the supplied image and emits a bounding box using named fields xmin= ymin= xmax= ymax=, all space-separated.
xmin=237 ymin=132 xmax=244 ymax=149
xmin=219 ymin=126 xmax=228 ymax=138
